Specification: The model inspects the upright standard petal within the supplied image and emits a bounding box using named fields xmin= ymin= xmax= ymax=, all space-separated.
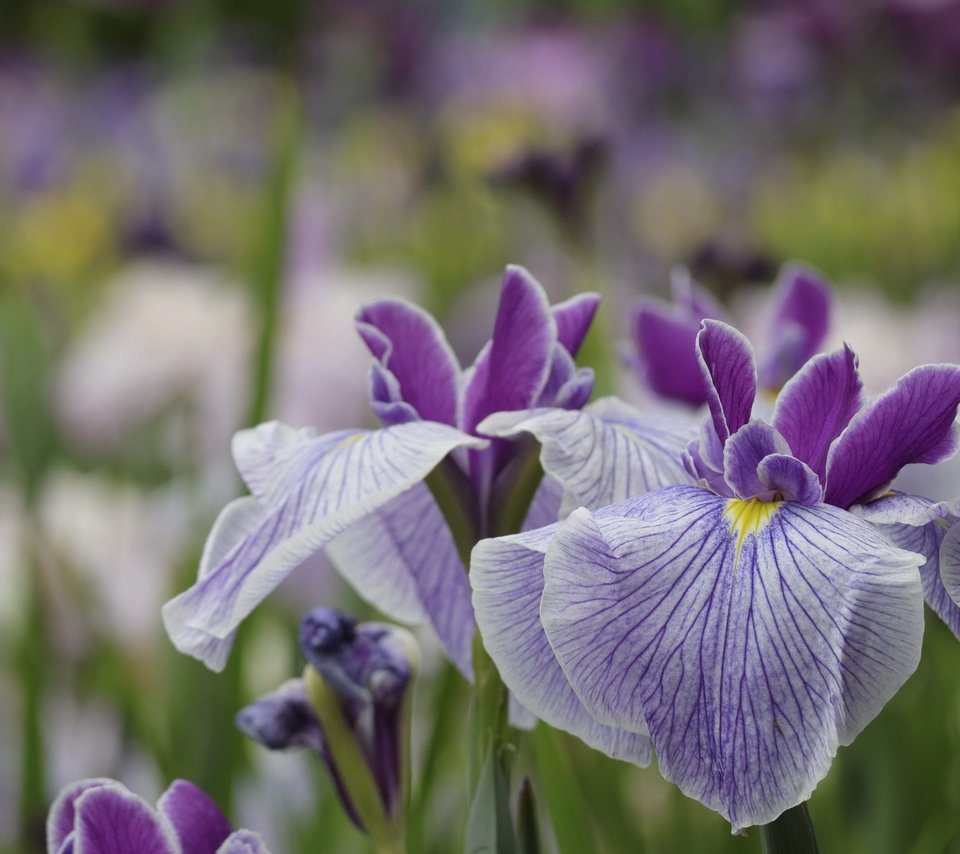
xmin=696 ymin=320 xmax=756 ymax=442
xmin=773 ymin=346 xmax=862 ymax=483
xmin=461 ymin=266 xmax=555 ymax=433
xmin=478 ymin=397 xmax=692 ymax=516
xmin=356 ymin=299 xmax=461 ymax=426
xmin=327 ymin=483 xmax=474 ymax=678
xmin=74 ymin=784 xmax=179 ymax=854
xmin=632 ymin=301 xmax=706 ymax=406
xmin=825 ymin=364 xmax=960 ymax=509
xmin=759 ymin=264 xmax=832 ymax=390
xmin=471 ymin=525 xmax=651 ymax=765
xmin=552 ymin=292 xmax=600 ymax=357
xmin=157 ymin=779 xmax=233 ymax=854
xmin=541 ymin=487 xmax=924 ymax=831
xmin=163 ymin=422 xmax=484 ymax=670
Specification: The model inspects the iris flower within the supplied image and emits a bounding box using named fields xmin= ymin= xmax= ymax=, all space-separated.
xmin=631 ymin=263 xmax=831 ymax=405
xmin=164 ymin=266 xmax=690 ymax=677
xmin=473 ymin=319 xmax=960 ymax=830
xmin=48 ymin=778 xmax=269 ymax=854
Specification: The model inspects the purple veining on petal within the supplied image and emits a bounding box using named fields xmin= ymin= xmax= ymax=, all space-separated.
xmin=759 ymin=264 xmax=832 ymax=390
xmin=756 ymin=455 xmax=823 ymax=505
xmin=881 ymin=518 xmax=960 ymax=641
xmin=632 ymin=301 xmax=707 ymax=406
xmin=552 ymin=292 xmax=600 ymax=357
xmin=773 ymin=346 xmax=862 ymax=483
xmin=825 ymin=364 xmax=960 ymax=509
xmin=940 ymin=521 xmax=960 ymax=611
xmin=471 ymin=524 xmax=652 ymax=764
xmin=696 ymin=320 xmax=757 ymax=442
xmin=723 ymin=420 xmax=791 ymax=500
xmin=157 ymin=779 xmax=233 ymax=854
xmin=542 ymin=487 xmax=923 ymax=831
xmin=461 ymin=266 xmax=556 ymax=434
xmin=356 ymin=298 xmax=461 ymax=426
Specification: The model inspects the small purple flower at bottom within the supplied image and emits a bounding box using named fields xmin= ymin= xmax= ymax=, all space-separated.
xmin=237 ymin=609 xmax=417 ymax=847
xmin=47 ymin=777 xmax=270 ymax=854
xmin=473 ymin=318 xmax=960 ymax=831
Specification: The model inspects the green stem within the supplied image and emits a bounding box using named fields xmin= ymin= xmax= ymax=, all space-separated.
xmin=759 ymin=802 xmax=820 ymax=854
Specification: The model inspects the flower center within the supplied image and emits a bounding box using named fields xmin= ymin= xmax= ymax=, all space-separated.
xmin=723 ymin=498 xmax=782 ymax=563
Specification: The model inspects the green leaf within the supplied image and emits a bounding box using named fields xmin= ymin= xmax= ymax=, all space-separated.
xmin=465 ymin=744 xmax=516 ymax=854
xmin=515 ymin=777 xmax=542 ymax=854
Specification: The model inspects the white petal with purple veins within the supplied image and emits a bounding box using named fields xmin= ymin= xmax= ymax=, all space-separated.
xmin=471 ymin=525 xmax=651 ymax=764
xmin=542 ymin=486 xmax=924 ymax=831
xmin=478 ymin=397 xmax=692 ymax=516
xmin=328 ymin=483 xmax=474 ymax=678
xmin=163 ymin=422 xmax=484 ymax=670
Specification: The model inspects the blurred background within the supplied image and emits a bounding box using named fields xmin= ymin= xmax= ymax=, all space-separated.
xmin=2 ymin=0 xmax=960 ymax=851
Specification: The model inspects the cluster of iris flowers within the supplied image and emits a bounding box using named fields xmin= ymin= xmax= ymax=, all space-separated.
xmin=53 ymin=264 xmax=960 ymax=851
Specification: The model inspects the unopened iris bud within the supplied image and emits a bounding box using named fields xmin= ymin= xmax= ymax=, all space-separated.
xmin=237 ymin=608 xmax=418 ymax=851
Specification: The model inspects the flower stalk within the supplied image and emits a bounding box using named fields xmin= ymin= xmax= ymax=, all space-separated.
xmin=759 ymin=802 xmax=820 ymax=854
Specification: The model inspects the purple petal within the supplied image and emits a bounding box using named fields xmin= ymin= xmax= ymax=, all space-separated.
xmin=74 ymin=784 xmax=179 ymax=854
xmin=825 ymin=364 xmax=960 ymax=509
xmin=772 ymin=346 xmax=863 ymax=483
xmin=327 ymin=483 xmax=474 ymax=678
xmin=478 ymin=397 xmax=693 ymax=517
xmin=552 ymin=292 xmax=600 ymax=357
xmin=48 ymin=779 xmax=115 ymax=854
xmin=461 ymin=266 xmax=556 ymax=433
xmin=163 ymin=422 xmax=484 ymax=671
xmin=631 ymin=300 xmax=707 ymax=406
xmin=722 ymin=420 xmax=791 ymax=500
xmin=157 ymin=779 xmax=232 ymax=854
xmin=759 ymin=264 xmax=832 ymax=390
xmin=471 ymin=525 xmax=652 ymax=764
xmin=542 ymin=487 xmax=923 ymax=831
xmin=366 ymin=362 xmax=420 ymax=427
xmin=216 ymin=830 xmax=272 ymax=854
xmin=356 ymin=298 xmax=460 ymax=426
xmin=882 ymin=518 xmax=960 ymax=641
xmin=236 ymin=678 xmax=323 ymax=752
xmin=756 ymin=455 xmax=823 ymax=505
xmin=849 ymin=492 xmax=960 ymax=526
xmin=696 ymin=320 xmax=757 ymax=442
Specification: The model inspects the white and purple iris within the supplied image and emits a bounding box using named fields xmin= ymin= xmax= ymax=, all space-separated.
xmin=632 ymin=263 xmax=831 ymax=404
xmin=162 ymin=266 xmax=688 ymax=678
xmin=472 ymin=318 xmax=960 ymax=831
xmin=47 ymin=778 xmax=269 ymax=854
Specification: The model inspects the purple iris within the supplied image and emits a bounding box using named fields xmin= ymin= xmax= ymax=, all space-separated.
xmin=472 ymin=318 xmax=960 ymax=831
xmin=163 ymin=266 xmax=621 ymax=679
xmin=237 ymin=609 xmax=415 ymax=844
xmin=47 ymin=778 xmax=269 ymax=854
xmin=631 ymin=263 xmax=831 ymax=405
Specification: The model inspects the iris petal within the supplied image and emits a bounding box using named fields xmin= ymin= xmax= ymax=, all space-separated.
xmin=328 ymin=483 xmax=474 ymax=678
xmin=163 ymin=422 xmax=484 ymax=670
xmin=773 ymin=346 xmax=862 ymax=483
xmin=216 ymin=829 xmax=273 ymax=854
xmin=478 ymin=397 xmax=692 ymax=516
xmin=157 ymin=779 xmax=232 ymax=854
xmin=825 ymin=363 xmax=960 ymax=509
xmin=542 ymin=486 xmax=924 ymax=831
xmin=552 ymin=292 xmax=600 ymax=357
xmin=461 ymin=266 xmax=556 ymax=433
xmin=723 ymin=421 xmax=791 ymax=499
xmin=48 ymin=779 xmax=114 ymax=854
xmin=471 ymin=525 xmax=652 ymax=764
xmin=74 ymin=784 xmax=179 ymax=854
xmin=696 ymin=320 xmax=757 ymax=442
xmin=632 ymin=301 xmax=707 ymax=406
xmin=356 ymin=298 xmax=461 ymax=426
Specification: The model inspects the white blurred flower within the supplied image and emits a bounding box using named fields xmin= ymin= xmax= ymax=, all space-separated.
xmin=56 ymin=261 xmax=253 ymax=497
xmin=38 ymin=469 xmax=194 ymax=652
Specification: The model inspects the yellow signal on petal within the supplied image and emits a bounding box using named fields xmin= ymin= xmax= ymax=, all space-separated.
xmin=723 ymin=498 xmax=782 ymax=564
